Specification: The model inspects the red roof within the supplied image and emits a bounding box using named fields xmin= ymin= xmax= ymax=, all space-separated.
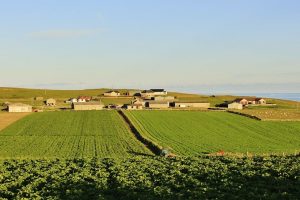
xmin=78 ymin=96 xmax=92 ymax=100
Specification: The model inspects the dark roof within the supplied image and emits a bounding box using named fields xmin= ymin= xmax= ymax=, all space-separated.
xmin=141 ymin=90 xmax=153 ymax=93
xmin=8 ymin=103 xmax=32 ymax=107
xmin=73 ymin=102 xmax=103 ymax=105
xmin=234 ymin=97 xmax=264 ymax=102
xmin=78 ymin=96 xmax=92 ymax=99
xmin=141 ymin=89 xmax=166 ymax=93
xmin=148 ymin=101 xmax=169 ymax=104
xmin=150 ymin=89 xmax=165 ymax=92
xmin=105 ymin=90 xmax=120 ymax=93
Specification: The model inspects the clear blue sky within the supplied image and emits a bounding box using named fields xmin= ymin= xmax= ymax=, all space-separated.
xmin=0 ymin=0 xmax=299 ymax=93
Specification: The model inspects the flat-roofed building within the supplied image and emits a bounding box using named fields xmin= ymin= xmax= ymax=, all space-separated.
xmin=146 ymin=101 xmax=169 ymax=109
xmin=8 ymin=103 xmax=32 ymax=113
xmin=228 ymin=102 xmax=243 ymax=110
xmin=72 ymin=102 xmax=104 ymax=111
xmin=172 ymin=102 xmax=210 ymax=108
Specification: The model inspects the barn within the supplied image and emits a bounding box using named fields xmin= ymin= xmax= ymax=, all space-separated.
xmin=72 ymin=102 xmax=104 ymax=111
xmin=8 ymin=103 xmax=32 ymax=113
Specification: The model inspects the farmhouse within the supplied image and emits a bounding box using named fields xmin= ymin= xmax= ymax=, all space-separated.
xmin=77 ymin=96 xmax=92 ymax=102
xmin=104 ymin=91 xmax=121 ymax=97
xmin=228 ymin=102 xmax=243 ymax=110
xmin=172 ymin=102 xmax=210 ymax=108
xmin=234 ymin=98 xmax=266 ymax=105
xmin=8 ymin=103 xmax=32 ymax=113
xmin=72 ymin=102 xmax=104 ymax=111
xmin=46 ymin=98 xmax=56 ymax=106
xmin=146 ymin=101 xmax=169 ymax=109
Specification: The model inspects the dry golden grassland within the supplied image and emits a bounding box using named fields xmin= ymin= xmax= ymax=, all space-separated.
xmin=239 ymin=109 xmax=300 ymax=121
xmin=0 ymin=113 xmax=31 ymax=131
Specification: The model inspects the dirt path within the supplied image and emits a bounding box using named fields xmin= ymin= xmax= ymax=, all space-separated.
xmin=0 ymin=113 xmax=31 ymax=131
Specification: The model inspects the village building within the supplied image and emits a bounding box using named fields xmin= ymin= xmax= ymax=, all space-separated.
xmin=234 ymin=98 xmax=266 ymax=105
xmin=171 ymin=102 xmax=210 ymax=108
xmin=141 ymin=89 xmax=167 ymax=98
xmin=72 ymin=102 xmax=104 ymax=111
xmin=8 ymin=103 xmax=32 ymax=113
xmin=146 ymin=101 xmax=170 ymax=109
xmin=125 ymin=104 xmax=143 ymax=110
xmin=152 ymin=96 xmax=175 ymax=101
xmin=125 ymin=97 xmax=144 ymax=110
xmin=34 ymin=97 xmax=43 ymax=101
xmin=46 ymin=98 xmax=56 ymax=106
xmin=228 ymin=102 xmax=243 ymax=110
xmin=77 ymin=96 xmax=92 ymax=103
xmin=104 ymin=91 xmax=121 ymax=97
xmin=70 ymin=98 xmax=78 ymax=103
xmin=141 ymin=90 xmax=155 ymax=98
xmin=107 ymin=104 xmax=123 ymax=109
xmin=151 ymin=89 xmax=167 ymax=96
xmin=125 ymin=90 xmax=141 ymax=96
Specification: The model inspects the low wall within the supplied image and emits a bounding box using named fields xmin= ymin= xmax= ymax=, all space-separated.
xmin=117 ymin=110 xmax=162 ymax=155
xmin=227 ymin=110 xmax=262 ymax=121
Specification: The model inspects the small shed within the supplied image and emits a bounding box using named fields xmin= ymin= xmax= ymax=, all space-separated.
xmin=72 ymin=102 xmax=104 ymax=111
xmin=8 ymin=103 xmax=32 ymax=113
xmin=46 ymin=98 xmax=56 ymax=106
xmin=228 ymin=102 xmax=243 ymax=110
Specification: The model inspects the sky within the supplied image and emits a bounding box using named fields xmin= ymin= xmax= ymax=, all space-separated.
xmin=0 ymin=0 xmax=299 ymax=94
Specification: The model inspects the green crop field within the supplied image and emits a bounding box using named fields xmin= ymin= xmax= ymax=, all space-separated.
xmin=125 ymin=111 xmax=300 ymax=155
xmin=1 ymin=155 xmax=299 ymax=199
xmin=0 ymin=111 xmax=151 ymax=158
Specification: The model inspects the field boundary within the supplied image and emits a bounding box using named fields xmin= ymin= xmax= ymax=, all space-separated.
xmin=117 ymin=110 xmax=162 ymax=155
xmin=227 ymin=110 xmax=262 ymax=121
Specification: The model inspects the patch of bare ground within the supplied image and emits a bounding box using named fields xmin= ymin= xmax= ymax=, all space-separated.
xmin=0 ymin=113 xmax=31 ymax=131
